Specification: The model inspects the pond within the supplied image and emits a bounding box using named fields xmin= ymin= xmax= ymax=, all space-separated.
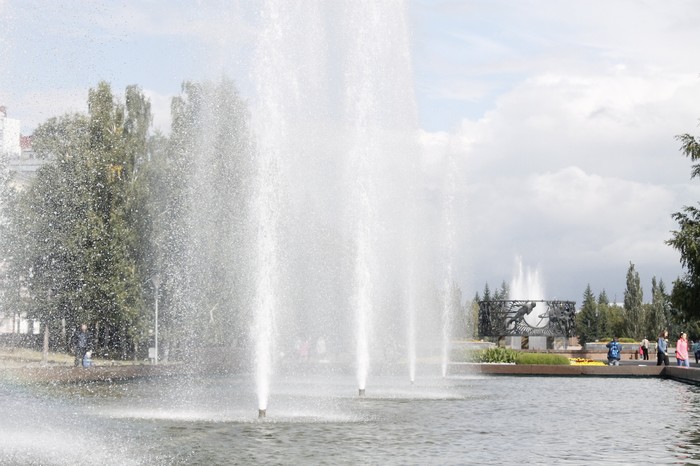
xmin=1 ymin=373 xmax=698 ymax=465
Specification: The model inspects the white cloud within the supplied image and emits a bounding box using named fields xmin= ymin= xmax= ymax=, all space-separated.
xmin=142 ymin=89 xmax=173 ymax=135
xmin=419 ymin=57 xmax=700 ymax=298
xmin=1 ymin=88 xmax=87 ymax=134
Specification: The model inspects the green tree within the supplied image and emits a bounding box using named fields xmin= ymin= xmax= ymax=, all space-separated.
xmin=7 ymin=114 xmax=94 ymax=355
xmin=575 ymin=284 xmax=598 ymax=346
xmin=494 ymin=280 xmax=509 ymax=300
xmin=624 ymin=262 xmax=644 ymax=338
xmin=596 ymin=290 xmax=611 ymax=338
xmin=149 ymin=79 xmax=255 ymax=359
xmin=3 ymin=82 xmax=153 ymax=358
xmin=645 ymin=277 xmax=668 ymax=339
xmin=668 ymin=129 xmax=700 ymax=321
xmin=600 ymin=303 xmax=625 ymax=339
xmin=482 ymin=283 xmax=492 ymax=302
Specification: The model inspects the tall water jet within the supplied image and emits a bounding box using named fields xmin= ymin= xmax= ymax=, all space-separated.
xmin=440 ymin=150 xmax=458 ymax=378
xmin=250 ymin=0 xmax=420 ymax=407
xmin=407 ymin=273 xmax=417 ymax=384
xmin=510 ymin=255 xmax=545 ymax=303
xmin=509 ymin=255 xmax=546 ymax=348
xmin=250 ymin=0 xmax=294 ymax=414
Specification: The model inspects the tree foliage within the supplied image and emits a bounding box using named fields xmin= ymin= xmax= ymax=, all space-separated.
xmin=668 ymin=128 xmax=700 ymax=322
xmin=623 ymin=262 xmax=644 ymax=338
xmin=1 ymin=82 xmax=152 ymax=356
xmin=574 ymin=284 xmax=597 ymax=346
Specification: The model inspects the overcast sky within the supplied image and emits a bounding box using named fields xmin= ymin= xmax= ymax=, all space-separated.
xmin=2 ymin=0 xmax=700 ymax=303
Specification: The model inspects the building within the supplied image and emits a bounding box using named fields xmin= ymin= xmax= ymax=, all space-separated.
xmin=9 ymin=135 xmax=44 ymax=189
xmin=1 ymin=106 xmax=42 ymax=338
xmin=0 ymin=105 xmax=21 ymax=158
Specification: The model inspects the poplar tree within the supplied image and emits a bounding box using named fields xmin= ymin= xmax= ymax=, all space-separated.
xmin=149 ymin=79 xmax=255 ymax=359
xmin=645 ymin=277 xmax=668 ymax=339
xmin=624 ymin=262 xmax=644 ymax=338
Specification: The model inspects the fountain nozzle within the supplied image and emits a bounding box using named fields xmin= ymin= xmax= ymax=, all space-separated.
xmin=358 ymin=388 xmax=366 ymax=398
xmin=258 ymin=409 xmax=266 ymax=418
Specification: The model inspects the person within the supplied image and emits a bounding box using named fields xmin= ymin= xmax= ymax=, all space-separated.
xmin=694 ymin=340 xmax=700 ymax=364
xmin=676 ymin=332 xmax=690 ymax=368
xmin=606 ymin=337 xmax=622 ymax=366
xmin=640 ymin=337 xmax=650 ymax=360
xmin=70 ymin=323 xmax=93 ymax=367
xmin=657 ymin=330 xmax=669 ymax=366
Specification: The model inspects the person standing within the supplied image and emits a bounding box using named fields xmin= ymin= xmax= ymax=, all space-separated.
xmin=676 ymin=332 xmax=690 ymax=368
xmin=693 ymin=340 xmax=700 ymax=364
xmin=70 ymin=323 xmax=93 ymax=367
xmin=606 ymin=337 xmax=622 ymax=366
xmin=641 ymin=337 xmax=650 ymax=360
xmin=657 ymin=330 xmax=669 ymax=366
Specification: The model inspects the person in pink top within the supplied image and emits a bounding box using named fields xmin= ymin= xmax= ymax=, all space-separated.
xmin=676 ymin=332 xmax=690 ymax=368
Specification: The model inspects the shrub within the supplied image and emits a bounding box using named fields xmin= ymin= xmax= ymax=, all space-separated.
xmin=469 ymin=347 xmax=519 ymax=363
xmin=467 ymin=348 xmax=571 ymax=365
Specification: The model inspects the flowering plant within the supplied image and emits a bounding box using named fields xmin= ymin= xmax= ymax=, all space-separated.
xmin=568 ymin=358 xmax=606 ymax=366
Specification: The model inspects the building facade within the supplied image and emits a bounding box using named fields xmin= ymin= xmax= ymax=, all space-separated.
xmin=0 ymin=106 xmax=21 ymax=158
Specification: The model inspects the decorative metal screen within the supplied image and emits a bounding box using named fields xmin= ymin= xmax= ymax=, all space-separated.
xmin=478 ymin=300 xmax=576 ymax=338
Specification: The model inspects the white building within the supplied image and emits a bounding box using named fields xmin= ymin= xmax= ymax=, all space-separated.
xmin=1 ymin=106 xmax=42 ymax=336
xmin=0 ymin=106 xmax=21 ymax=158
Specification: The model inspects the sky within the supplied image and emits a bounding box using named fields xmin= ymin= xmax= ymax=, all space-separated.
xmin=1 ymin=0 xmax=700 ymax=304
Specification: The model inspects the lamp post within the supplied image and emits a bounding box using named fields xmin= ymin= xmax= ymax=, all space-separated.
xmin=152 ymin=274 xmax=161 ymax=365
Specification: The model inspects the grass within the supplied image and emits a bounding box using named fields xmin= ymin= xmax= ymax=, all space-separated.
xmin=0 ymin=347 xmax=74 ymax=367
xmin=0 ymin=347 xmax=139 ymax=367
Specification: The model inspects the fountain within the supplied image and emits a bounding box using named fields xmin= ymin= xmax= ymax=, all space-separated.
xmin=510 ymin=255 xmax=545 ymax=304
xmin=477 ymin=256 xmax=575 ymax=348
xmin=5 ymin=4 xmax=700 ymax=464
xmin=245 ymin=1 xmax=433 ymax=413
xmin=509 ymin=255 xmax=545 ymax=348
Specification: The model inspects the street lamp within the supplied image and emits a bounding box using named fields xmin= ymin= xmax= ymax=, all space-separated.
xmin=151 ymin=274 xmax=160 ymax=365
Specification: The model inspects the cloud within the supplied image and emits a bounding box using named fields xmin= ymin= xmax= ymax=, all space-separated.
xmin=453 ymin=163 xmax=692 ymax=300
xmin=453 ymin=67 xmax=700 ymax=185
xmin=419 ymin=56 xmax=700 ymax=299
xmin=142 ymin=89 xmax=173 ymax=134
xmin=0 ymin=88 xmax=87 ymax=133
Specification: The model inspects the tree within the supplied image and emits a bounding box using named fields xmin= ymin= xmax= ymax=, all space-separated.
xmin=148 ymin=79 xmax=255 ymax=360
xmin=3 ymin=82 xmax=153 ymax=358
xmin=482 ymin=283 xmax=492 ymax=302
xmin=668 ymin=129 xmax=700 ymax=321
xmin=645 ymin=277 xmax=668 ymax=339
xmin=494 ymin=281 xmax=509 ymax=300
xmin=600 ymin=303 xmax=625 ymax=339
xmin=595 ymin=290 xmax=611 ymax=338
xmin=8 ymin=114 xmax=94 ymax=356
xmin=623 ymin=262 xmax=644 ymax=338
xmin=575 ymin=284 xmax=598 ymax=346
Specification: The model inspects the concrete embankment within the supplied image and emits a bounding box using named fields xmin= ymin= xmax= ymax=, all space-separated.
xmin=663 ymin=366 xmax=700 ymax=385
xmin=450 ymin=363 xmax=664 ymax=377
xmin=451 ymin=362 xmax=700 ymax=386
xmin=3 ymin=362 xmax=700 ymax=386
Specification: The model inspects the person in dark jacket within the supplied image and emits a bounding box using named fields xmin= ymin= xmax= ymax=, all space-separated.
xmin=606 ymin=337 xmax=622 ymax=366
xmin=70 ymin=323 xmax=93 ymax=367
xmin=657 ymin=330 xmax=669 ymax=366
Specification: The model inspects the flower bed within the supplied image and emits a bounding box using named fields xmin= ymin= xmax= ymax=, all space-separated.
xmin=568 ymin=357 xmax=606 ymax=366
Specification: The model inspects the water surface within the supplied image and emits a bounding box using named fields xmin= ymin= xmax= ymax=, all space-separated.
xmin=1 ymin=374 xmax=698 ymax=465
